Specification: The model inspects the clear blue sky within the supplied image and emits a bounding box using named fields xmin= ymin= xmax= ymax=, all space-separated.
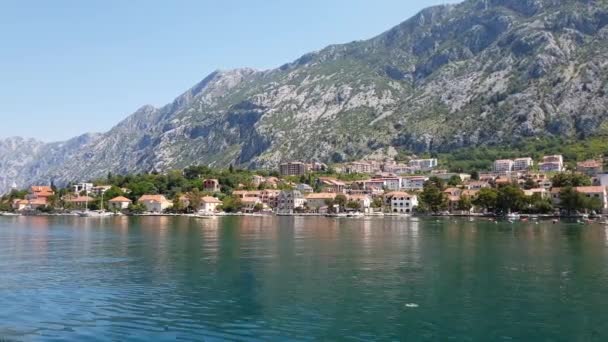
xmin=0 ymin=0 xmax=460 ymax=142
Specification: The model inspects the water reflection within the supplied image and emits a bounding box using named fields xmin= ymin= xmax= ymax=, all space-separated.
xmin=1 ymin=216 xmax=608 ymax=340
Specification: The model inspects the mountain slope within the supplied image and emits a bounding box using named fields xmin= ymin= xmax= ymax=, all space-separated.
xmin=3 ymin=0 xmax=608 ymax=192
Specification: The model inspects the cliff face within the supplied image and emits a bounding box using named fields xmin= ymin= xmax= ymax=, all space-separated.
xmin=3 ymin=0 xmax=608 ymax=192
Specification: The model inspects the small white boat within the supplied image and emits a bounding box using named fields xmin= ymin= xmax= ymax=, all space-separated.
xmin=0 ymin=212 xmax=20 ymax=217
xmin=507 ymin=213 xmax=521 ymax=221
xmin=78 ymin=210 xmax=115 ymax=218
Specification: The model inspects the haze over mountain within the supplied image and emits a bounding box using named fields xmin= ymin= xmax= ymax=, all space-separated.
xmin=2 ymin=0 xmax=608 ymax=193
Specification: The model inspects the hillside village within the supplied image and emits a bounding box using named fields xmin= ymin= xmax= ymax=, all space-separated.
xmin=1 ymin=154 xmax=607 ymax=217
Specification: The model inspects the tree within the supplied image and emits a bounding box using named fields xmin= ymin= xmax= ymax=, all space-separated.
xmin=371 ymin=197 xmax=383 ymax=209
xmin=171 ymin=194 xmax=186 ymax=213
xmin=127 ymin=203 xmax=146 ymax=214
xmin=426 ymin=177 xmax=446 ymax=191
xmin=346 ymin=200 xmax=361 ymax=211
xmin=559 ymin=187 xmax=586 ymax=215
xmin=473 ymin=188 xmax=498 ymax=212
xmin=496 ymin=184 xmax=526 ymax=213
xmin=523 ymin=178 xmax=537 ymax=190
xmin=447 ymin=175 xmax=462 ymax=187
xmin=324 ymin=198 xmax=336 ymax=213
xmin=471 ymin=171 xmax=480 ymax=181
xmin=334 ymin=194 xmax=347 ymax=209
xmin=552 ymin=173 xmax=592 ymax=188
xmin=220 ymin=196 xmax=242 ymax=213
xmin=188 ymin=189 xmax=202 ymax=212
xmin=253 ymin=203 xmax=264 ymax=212
xmin=456 ymin=195 xmax=473 ymax=212
xmin=420 ymin=181 xmax=447 ymax=213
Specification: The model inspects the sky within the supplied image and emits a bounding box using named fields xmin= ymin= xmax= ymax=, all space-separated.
xmin=0 ymin=0 xmax=461 ymax=142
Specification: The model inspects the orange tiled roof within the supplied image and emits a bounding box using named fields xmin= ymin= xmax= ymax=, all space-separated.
xmin=201 ymin=196 xmax=222 ymax=203
xmin=108 ymin=196 xmax=132 ymax=203
xmin=138 ymin=195 xmax=168 ymax=203
xmin=305 ymin=193 xmax=337 ymax=200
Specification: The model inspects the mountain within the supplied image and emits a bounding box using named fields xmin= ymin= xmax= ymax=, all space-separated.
xmin=3 ymin=0 xmax=608 ymax=193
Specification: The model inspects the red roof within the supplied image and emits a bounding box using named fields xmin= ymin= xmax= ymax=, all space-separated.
xmin=108 ymin=196 xmax=132 ymax=203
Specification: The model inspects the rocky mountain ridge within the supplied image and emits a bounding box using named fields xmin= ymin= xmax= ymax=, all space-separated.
xmin=2 ymin=0 xmax=608 ymax=193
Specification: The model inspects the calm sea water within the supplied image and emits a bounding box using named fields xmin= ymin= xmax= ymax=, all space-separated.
xmin=1 ymin=216 xmax=608 ymax=341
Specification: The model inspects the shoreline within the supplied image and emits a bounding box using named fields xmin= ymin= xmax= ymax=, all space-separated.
xmin=1 ymin=211 xmax=605 ymax=221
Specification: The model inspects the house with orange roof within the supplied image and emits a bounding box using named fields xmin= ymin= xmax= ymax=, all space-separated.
xmin=577 ymin=160 xmax=603 ymax=176
xmin=551 ymin=186 xmax=608 ymax=212
xmin=65 ymin=196 xmax=95 ymax=209
xmin=12 ymin=199 xmax=30 ymax=211
xmin=200 ymin=196 xmax=222 ymax=213
xmin=305 ymin=193 xmax=337 ymax=211
xmin=27 ymin=185 xmax=54 ymax=200
xmin=108 ymin=196 xmax=132 ymax=210
xmin=138 ymin=195 xmax=172 ymax=213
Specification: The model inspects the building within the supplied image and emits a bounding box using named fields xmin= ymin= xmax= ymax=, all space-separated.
xmin=72 ymin=183 xmax=94 ymax=195
xmin=513 ymin=158 xmax=534 ymax=171
xmin=91 ymin=185 xmax=112 ymax=196
xmin=65 ymin=196 xmax=95 ymax=209
xmin=401 ymin=176 xmax=428 ymax=191
xmin=28 ymin=185 xmax=54 ymax=200
xmin=523 ymin=188 xmax=549 ymax=199
xmin=577 ymin=186 xmax=608 ymax=212
xmin=577 ymin=160 xmax=603 ymax=177
xmin=11 ymin=199 xmax=30 ymax=211
xmin=551 ymin=186 xmax=608 ymax=212
xmin=347 ymin=194 xmax=371 ymax=212
xmin=465 ymin=181 xmax=491 ymax=190
xmin=539 ymin=155 xmax=564 ymax=172
xmin=232 ymin=190 xmax=261 ymax=200
xmin=317 ymin=177 xmax=346 ymax=193
xmin=241 ymin=197 xmax=263 ymax=213
xmin=200 ymin=196 xmax=222 ymax=213
xmin=296 ymin=183 xmax=314 ymax=193
xmin=108 ymin=196 xmax=132 ymax=210
xmin=386 ymin=192 xmax=418 ymax=214
xmin=277 ymin=190 xmax=305 ymax=214
xmin=279 ymin=162 xmax=310 ymax=176
xmin=433 ymin=173 xmax=471 ymax=183
xmin=493 ymin=159 xmax=514 ymax=173
xmin=305 ymin=193 xmax=337 ymax=211
xmin=138 ymin=195 xmax=172 ymax=213
xmin=346 ymin=162 xmax=373 ymax=174
xmin=203 ymin=179 xmax=220 ymax=193
xmin=259 ymin=190 xmax=281 ymax=208
xmin=409 ymin=158 xmax=438 ymax=171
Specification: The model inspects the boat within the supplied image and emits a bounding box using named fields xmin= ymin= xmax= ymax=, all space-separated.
xmin=77 ymin=191 xmax=114 ymax=217
xmin=0 ymin=212 xmax=20 ymax=217
xmin=78 ymin=210 xmax=115 ymax=218
xmin=506 ymin=213 xmax=521 ymax=221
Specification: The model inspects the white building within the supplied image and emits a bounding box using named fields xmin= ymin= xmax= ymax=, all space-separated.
xmin=108 ymin=196 xmax=132 ymax=210
xmin=137 ymin=195 xmax=172 ymax=213
xmin=73 ymin=182 xmax=94 ymax=194
xmin=539 ymin=155 xmax=564 ymax=172
xmin=200 ymin=196 xmax=222 ymax=213
xmin=409 ymin=158 xmax=438 ymax=170
xmin=277 ymin=190 xmax=305 ymax=214
xmin=512 ymin=158 xmax=533 ymax=171
xmin=401 ymin=176 xmax=428 ymax=191
xmin=493 ymin=159 xmax=514 ymax=173
xmin=388 ymin=192 xmax=418 ymax=214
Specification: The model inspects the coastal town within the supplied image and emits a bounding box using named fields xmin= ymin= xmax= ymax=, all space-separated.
xmin=1 ymin=154 xmax=607 ymax=219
